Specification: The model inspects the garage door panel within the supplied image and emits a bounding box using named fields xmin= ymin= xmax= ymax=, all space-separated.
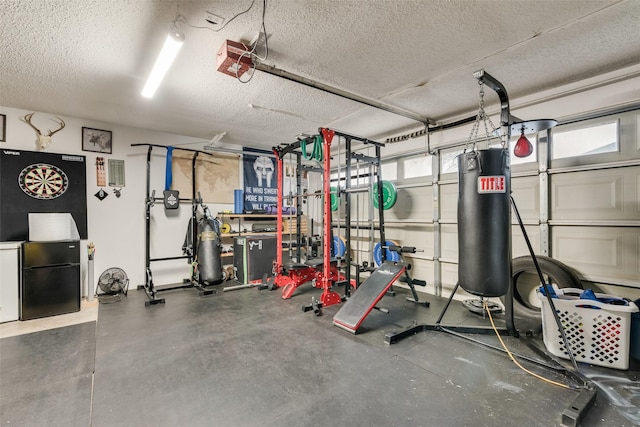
xmin=383 ymin=224 xmax=434 ymax=258
xmin=385 ymin=185 xmax=433 ymax=222
xmin=405 ymin=260 xmax=435 ymax=294
xmin=555 ymin=230 xmax=621 ymax=269
xmin=440 ymin=183 xmax=458 ymax=221
xmin=512 ymin=225 xmax=541 ymax=257
xmin=551 ymin=167 xmax=639 ymax=221
xmin=637 ymin=172 xmax=640 ymax=214
xmin=440 ymin=224 xmax=458 ymax=262
xmin=637 ymin=112 xmax=640 ymax=153
xmin=552 ymin=226 xmax=639 ymax=284
xmin=511 ymin=176 xmax=540 ymax=221
xmin=441 ymin=261 xmax=458 ymax=290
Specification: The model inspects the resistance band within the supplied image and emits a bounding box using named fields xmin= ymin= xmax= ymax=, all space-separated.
xmin=301 ymin=135 xmax=323 ymax=161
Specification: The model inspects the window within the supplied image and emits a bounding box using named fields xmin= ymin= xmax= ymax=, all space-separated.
xmin=440 ymin=149 xmax=463 ymax=174
xmin=552 ymin=121 xmax=618 ymax=159
xmin=381 ymin=161 xmax=397 ymax=181
xmin=402 ymin=155 xmax=432 ymax=179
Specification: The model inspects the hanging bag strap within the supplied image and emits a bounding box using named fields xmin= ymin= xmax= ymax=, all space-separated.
xmin=165 ymin=146 xmax=174 ymax=190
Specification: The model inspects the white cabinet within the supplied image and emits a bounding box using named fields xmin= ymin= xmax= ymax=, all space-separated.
xmin=0 ymin=242 xmax=21 ymax=323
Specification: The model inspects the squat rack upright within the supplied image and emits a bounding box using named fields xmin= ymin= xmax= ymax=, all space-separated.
xmin=131 ymin=143 xmax=216 ymax=306
xmin=270 ymin=128 xmax=391 ymax=308
xmin=270 ymin=128 xmax=346 ymax=308
xmin=333 ymin=130 xmax=387 ymax=297
xmin=272 ymin=142 xmax=306 ymax=263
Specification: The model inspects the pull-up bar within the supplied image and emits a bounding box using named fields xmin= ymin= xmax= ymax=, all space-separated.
xmin=131 ymin=143 xmax=215 ymax=155
xmin=333 ymin=130 xmax=385 ymax=148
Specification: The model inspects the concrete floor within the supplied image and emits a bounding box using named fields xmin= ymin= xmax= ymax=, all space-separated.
xmin=1 ymin=281 xmax=639 ymax=426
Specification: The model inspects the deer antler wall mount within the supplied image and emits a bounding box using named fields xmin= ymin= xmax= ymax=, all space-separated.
xmin=21 ymin=112 xmax=66 ymax=150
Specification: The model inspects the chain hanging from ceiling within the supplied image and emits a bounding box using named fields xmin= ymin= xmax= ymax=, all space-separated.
xmin=465 ymin=80 xmax=505 ymax=152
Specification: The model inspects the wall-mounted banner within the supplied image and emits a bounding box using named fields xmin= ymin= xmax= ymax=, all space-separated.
xmin=242 ymin=148 xmax=277 ymax=213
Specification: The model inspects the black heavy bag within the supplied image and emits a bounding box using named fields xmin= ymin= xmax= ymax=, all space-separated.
xmin=196 ymin=218 xmax=224 ymax=285
xmin=457 ymin=148 xmax=511 ymax=297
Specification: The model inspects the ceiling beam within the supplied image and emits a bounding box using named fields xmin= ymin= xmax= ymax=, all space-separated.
xmin=254 ymin=62 xmax=433 ymax=126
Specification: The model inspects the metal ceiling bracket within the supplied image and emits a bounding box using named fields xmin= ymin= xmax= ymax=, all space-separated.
xmin=474 ymin=69 xmax=558 ymax=138
xmin=473 ymin=69 xmax=511 ymax=143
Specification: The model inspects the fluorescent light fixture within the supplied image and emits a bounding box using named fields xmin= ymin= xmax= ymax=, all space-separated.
xmin=141 ymin=29 xmax=184 ymax=98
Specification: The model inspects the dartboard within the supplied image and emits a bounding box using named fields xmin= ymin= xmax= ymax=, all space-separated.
xmin=18 ymin=163 xmax=69 ymax=200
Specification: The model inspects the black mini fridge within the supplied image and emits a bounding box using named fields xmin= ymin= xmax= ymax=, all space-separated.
xmin=20 ymin=240 xmax=81 ymax=320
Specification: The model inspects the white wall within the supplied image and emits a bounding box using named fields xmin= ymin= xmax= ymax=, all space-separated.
xmin=0 ymin=106 xmax=240 ymax=297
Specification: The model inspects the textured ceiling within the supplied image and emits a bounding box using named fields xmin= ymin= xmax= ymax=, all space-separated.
xmin=1 ymin=0 xmax=639 ymax=150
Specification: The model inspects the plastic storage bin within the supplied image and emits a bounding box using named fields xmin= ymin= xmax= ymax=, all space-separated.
xmin=537 ymin=287 xmax=638 ymax=370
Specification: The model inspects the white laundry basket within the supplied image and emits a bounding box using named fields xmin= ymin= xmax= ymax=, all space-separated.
xmin=537 ymin=287 xmax=638 ymax=370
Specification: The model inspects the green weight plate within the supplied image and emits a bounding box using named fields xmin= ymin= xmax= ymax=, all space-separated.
xmin=371 ymin=180 xmax=397 ymax=210
xmin=330 ymin=186 xmax=339 ymax=211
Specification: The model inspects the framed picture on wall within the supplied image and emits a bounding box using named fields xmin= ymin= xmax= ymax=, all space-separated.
xmin=0 ymin=114 xmax=6 ymax=142
xmin=82 ymin=127 xmax=112 ymax=154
